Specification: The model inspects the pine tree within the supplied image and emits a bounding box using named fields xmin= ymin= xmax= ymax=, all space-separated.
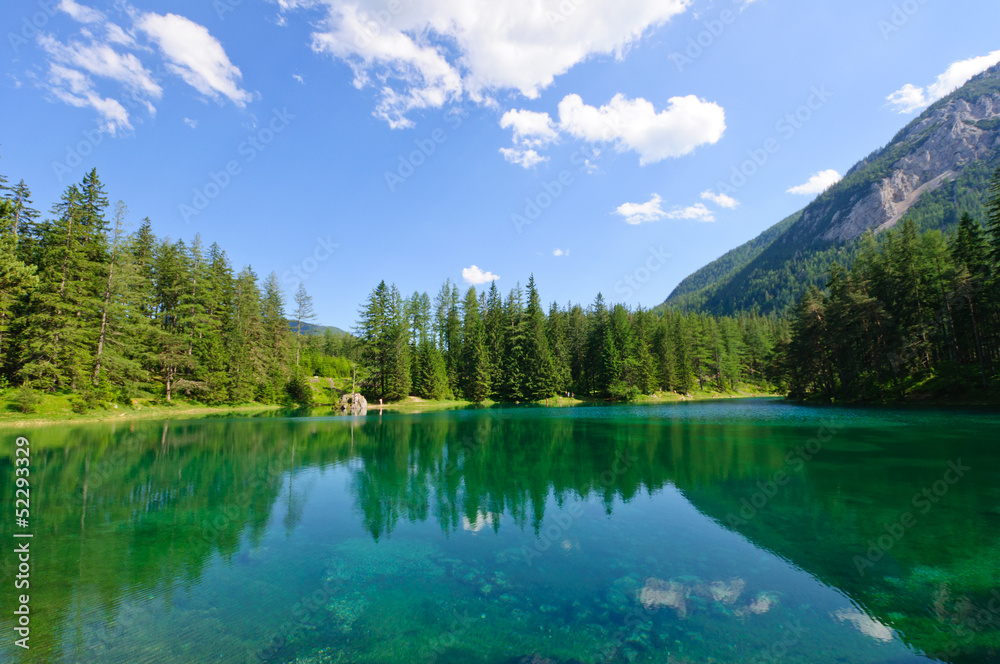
xmin=91 ymin=201 xmax=145 ymax=390
xmin=293 ymin=283 xmax=316 ymax=369
xmin=0 ymin=200 xmax=38 ymax=373
xmin=459 ymin=286 xmax=490 ymax=402
xmin=18 ymin=180 xmax=106 ymax=389
xmin=522 ymin=276 xmax=555 ymax=400
xmin=261 ymin=272 xmax=290 ymax=400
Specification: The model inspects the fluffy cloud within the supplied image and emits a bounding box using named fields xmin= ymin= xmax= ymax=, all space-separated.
xmin=787 ymin=169 xmax=842 ymax=195
xmin=558 ymin=93 xmax=725 ymax=165
xmin=887 ymin=50 xmax=1000 ymax=113
xmin=701 ymin=189 xmax=738 ymax=209
xmin=137 ymin=12 xmax=252 ymax=107
xmin=500 ymin=109 xmax=559 ymax=148
xmin=59 ymin=0 xmax=104 ymax=23
xmin=500 ymin=147 xmax=547 ymax=168
xmin=277 ymin=0 xmax=689 ymax=126
xmin=46 ymin=64 xmax=131 ymax=133
xmin=33 ymin=2 xmax=249 ymax=130
xmin=462 ymin=265 xmax=500 ymax=285
xmin=38 ymin=34 xmax=162 ymax=99
xmin=553 ymin=248 xmax=569 ymax=257
xmin=616 ymin=195 xmax=718 ymax=224
xmin=499 ymin=108 xmax=558 ymax=167
xmin=615 ymin=194 xmax=666 ymax=225
xmin=666 ymin=203 xmax=714 ymax=222
xmin=499 ymin=92 xmax=725 ymax=167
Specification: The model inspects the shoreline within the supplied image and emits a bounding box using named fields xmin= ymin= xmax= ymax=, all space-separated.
xmin=0 ymin=403 xmax=283 ymax=429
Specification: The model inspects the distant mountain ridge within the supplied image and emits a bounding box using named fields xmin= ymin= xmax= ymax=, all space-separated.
xmin=663 ymin=63 xmax=1000 ymax=316
xmin=287 ymin=320 xmax=349 ymax=336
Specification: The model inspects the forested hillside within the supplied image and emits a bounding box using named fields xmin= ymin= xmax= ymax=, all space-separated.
xmin=0 ymin=168 xmax=352 ymax=411
xmin=353 ymin=278 xmax=786 ymax=404
xmin=0 ymin=166 xmax=786 ymax=414
xmin=664 ymin=63 xmax=1000 ymax=317
xmin=787 ymin=208 xmax=1000 ymax=402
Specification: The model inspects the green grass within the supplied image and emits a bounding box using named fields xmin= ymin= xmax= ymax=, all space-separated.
xmin=0 ymin=389 xmax=281 ymax=428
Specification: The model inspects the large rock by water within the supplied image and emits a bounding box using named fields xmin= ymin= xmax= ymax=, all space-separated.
xmin=339 ymin=392 xmax=367 ymax=415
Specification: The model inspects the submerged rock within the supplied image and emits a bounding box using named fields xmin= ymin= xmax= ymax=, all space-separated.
xmin=639 ymin=578 xmax=689 ymax=617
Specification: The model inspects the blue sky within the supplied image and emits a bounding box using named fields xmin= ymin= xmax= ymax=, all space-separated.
xmin=2 ymin=0 xmax=1000 ymax=329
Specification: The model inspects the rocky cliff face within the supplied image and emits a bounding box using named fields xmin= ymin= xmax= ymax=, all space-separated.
xmin=662 ymin=64 xmax=1000 ymax=317
xmin=806 ymin=94 xmax=1000 ymax=243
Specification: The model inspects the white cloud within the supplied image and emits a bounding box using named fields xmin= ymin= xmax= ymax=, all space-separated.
xmin=616 ymin=195 xmax=717 ymax=224
xmin=701 ymin=189 xmax=738 ymax=209
xmin=499 ymin=147 xmax=547 ymax=168
xmin=137 ymin=12 xmax=252 ymax=107
xmin=59 ymin=0 xmax=105 ymax=24
xmin=615 ymin=194 xmax=666 ymax=225
xmin=293 ymin=73 xmax=305 ymax=84
xmin=553 ymin=248 xmax=569 ymax=257
xmin=666 ymin=203 xmax=714 ymax=222
xmin=787 ymin=169 xmax=842 ymax=195
xmin=500 ymin=109 xmax=559 ymax=149
xmin=462 ymin=265 xmax=500 ymax=285
xmin=887 ymin=50 xmax=1000 ymax=113
xmin=45 ymin=64 xmax=131 ymax=133
xmin=184 ymin=117 xmax=198 ymax=128
xmin=38 ymin=34 xmax=162 ymax=99
xmin=558 ymin=93 xmax=725 ymax=165
xmin=277 ymin=0 xmax=689 ymax=127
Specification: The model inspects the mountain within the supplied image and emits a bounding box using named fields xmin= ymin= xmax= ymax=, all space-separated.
xmin=287 ymin=320 xmax=349 ymax=336
xmin=663 ymin=64 xmax=1000 ymax=316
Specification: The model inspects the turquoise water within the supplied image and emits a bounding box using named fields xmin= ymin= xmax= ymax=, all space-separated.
xmin=1 ymin=400 xmax=999 ymax=663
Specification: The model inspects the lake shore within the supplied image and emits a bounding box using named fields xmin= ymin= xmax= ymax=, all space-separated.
xmin=0 ymin=388 xmax=780 ymax=427
xmin=0 ymin=399 xmax=283 ymax=429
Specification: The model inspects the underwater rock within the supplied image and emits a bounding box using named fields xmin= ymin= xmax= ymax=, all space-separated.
xmin=607 ymin=576 xmax=641 ymax=613
xmin=833 ymin=608 xmax=895 ymax=642
xmin=325 ymin=591 xmax=368 ymax=634
xmin=708 ymin=578 xmax=745 ymax=605
xmin=639 ymin=578 xmax=689 ymax=618
xmin=736 ymin=591 xmax=779 ymax=616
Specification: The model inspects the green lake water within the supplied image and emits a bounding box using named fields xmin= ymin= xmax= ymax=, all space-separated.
xmin=1 ymin=399 xmax=999 ymax=663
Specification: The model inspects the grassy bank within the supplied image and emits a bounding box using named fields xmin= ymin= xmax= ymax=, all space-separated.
xmin=0 ymin=390 xmax=282 ymax=429
xmin=0 ymin=382 xmax=782 ymax=428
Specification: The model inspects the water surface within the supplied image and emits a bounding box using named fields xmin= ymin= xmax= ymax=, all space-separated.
xmin=1 ymin=400 xmax=998 ymax=663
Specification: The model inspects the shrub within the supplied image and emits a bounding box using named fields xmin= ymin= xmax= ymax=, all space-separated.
xmin=12 ymin=387 xmax=41 ymax=414
xmin=285 ymin=375 xmax=314 ymax=405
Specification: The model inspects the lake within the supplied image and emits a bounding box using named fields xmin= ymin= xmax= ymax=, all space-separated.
xmin=1 ymin=399 xmax=998 ymax=663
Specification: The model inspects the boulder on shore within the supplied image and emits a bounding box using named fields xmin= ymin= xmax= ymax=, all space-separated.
xmin=339 ymin=392 xmax=367 ymax=415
